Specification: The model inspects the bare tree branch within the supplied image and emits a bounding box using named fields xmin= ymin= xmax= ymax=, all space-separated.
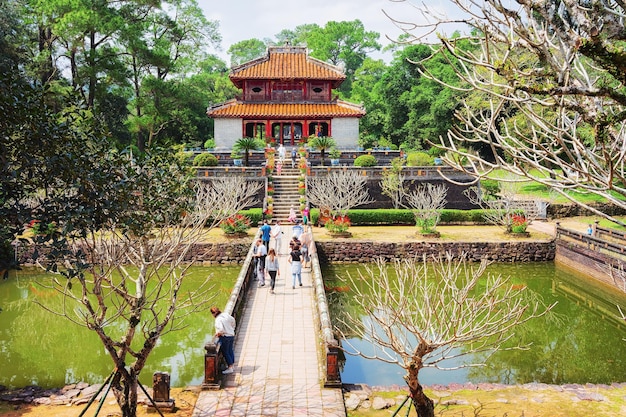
xmin=335 ymin=253 xmax=554 ymax=416
xmin=307 ymin=171 xmax=373 ymax=216
xmin=386 ymin=0 xmax=626 ymax=225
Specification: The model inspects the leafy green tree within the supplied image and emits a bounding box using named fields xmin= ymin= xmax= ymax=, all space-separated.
xmin=227 ymin=38 xmax=267 ymax=66
xmin=350 ymin=57 xmax=388 ymax=147
xmin=309 ymin=136 xmax=336 ymax=166
xmin=275 ymin=24 xmax=320 ymax=46
xmin=402 ymin=0 xmax=626 ymax=220
xmin=34 ymin=150 xmax=260 ymax=417
xmin=122 ymin=0 xmax=221 ymax=151
xmin=303 ymin=20 xmax=381 ymax=97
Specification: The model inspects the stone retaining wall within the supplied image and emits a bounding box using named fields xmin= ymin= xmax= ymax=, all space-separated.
xmin=316 ymin=240 xmax=556 ymax=263
xmin=18 ymin=239 xmax=556 ymax=266
xmin=17 ymin=241 xmax=253 ymax=266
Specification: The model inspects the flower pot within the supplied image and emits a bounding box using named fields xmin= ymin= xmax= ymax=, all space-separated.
xmin=328 ymin=231 xmax=352 ymax=238
xmin=224 ymin=232 xmax=249 ymax=239
xmin=233 ymin=159 xmax=243 ymax=167
xmin=331 ymin=159 xmax=340 ymax=166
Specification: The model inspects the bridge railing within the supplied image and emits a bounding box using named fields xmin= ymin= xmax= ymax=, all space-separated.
xmin=310 ymin=247 xmax=342 ymax=387
xmin=556 ymin=223 xmax=626 ymax=259
xmin=202 ymin=230 xmax=260 ymax=390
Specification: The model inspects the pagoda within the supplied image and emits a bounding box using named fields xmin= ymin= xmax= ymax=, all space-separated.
xmin=207 ymin=44 xmax=365 ymax=149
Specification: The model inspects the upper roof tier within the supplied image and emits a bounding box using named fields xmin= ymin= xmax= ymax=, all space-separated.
xmin=229 ymin=45 xmax=346 ymax=88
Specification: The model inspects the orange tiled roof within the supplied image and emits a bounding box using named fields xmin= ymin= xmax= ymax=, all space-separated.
xmin=207 ymin=100 xmax=365 ymax=118
xmin=229 ymin=45 xmax=345 ymax=86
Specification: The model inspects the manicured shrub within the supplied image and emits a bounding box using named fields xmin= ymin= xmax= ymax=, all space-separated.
xmin=353 ymin=154 xmax=378 ymax=167
xmin=193 ymin=153 xmax=218 ymax=167
xmin=480 ymin=179 xmax=501 ymax=199
xmin=346 ymin=209 xmax=414 ymax=225
xmin=406 ymin=151 xmax=434 ymax=167
xmin=239 ymin=208 xmax=263 ymax=225
xmin=306 ymin=208 xmax=504 ymax=226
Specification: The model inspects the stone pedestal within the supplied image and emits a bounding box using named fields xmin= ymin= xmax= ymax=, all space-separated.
xmin=147 ymin=372 xmax=175 ymax=413
xmin=202 ymin=342 xmax=221 ymax=390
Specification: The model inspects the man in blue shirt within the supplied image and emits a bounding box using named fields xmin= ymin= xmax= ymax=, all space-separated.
xmin=260 ymin=220 xmax=272 ymax=248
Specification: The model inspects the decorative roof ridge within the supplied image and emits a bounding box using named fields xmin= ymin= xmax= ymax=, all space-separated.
xmin=228 ymin=43 xmax=345 ymax=80
xmin=206 ymin=98 xmax=238 ymax=113
xmin=229 ymin=54 xmax=269 ymax=74
xmin=336 ymin=99 xmax=365 ymax=112
xmin=305 ymin=55 xmax=346 ymax=78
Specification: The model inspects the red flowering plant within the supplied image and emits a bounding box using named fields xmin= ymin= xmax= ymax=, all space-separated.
xmin=219 ymin=214 xmax=251 ymax=235
xmin=510 ymin=213 xmax=528 ymax=233
xmin=325 ymin=215 xmax=351 ymax=233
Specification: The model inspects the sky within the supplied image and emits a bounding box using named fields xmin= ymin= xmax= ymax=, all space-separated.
xmin=196 ymin=0 xmax=427 ymax=64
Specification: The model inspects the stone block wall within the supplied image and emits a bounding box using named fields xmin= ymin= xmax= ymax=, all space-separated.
xmin=330 ymin=118 xmax=359 ymax=148
xmin=315 ymin=240 xmax=556 ymax=264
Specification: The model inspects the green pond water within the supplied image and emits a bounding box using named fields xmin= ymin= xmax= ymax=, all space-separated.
xmin=0 ymin=265 xmax=239 ymax=389
xmin=323 ymin=262 xmax=626 ymax=387
xmin=2 ymin=262 xmax=626 ymax=389
xmin=323 ymin=263 xmax=626 ymax=385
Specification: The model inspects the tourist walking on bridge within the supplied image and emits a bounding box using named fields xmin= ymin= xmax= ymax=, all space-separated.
xmin=260 ymin=220 xmax=271 ymax=248
xmin=271 ymin=220 xmax=283 ymax=254
xmin=254 ymin=239 xmax=267 ymax=287
xmin=265 ymin=248 xmax=280 ymax=294
xmin=211 ymin=306 xmax=236 ymax=375
xmin=288 ymin=244 xmax=302 ymax=289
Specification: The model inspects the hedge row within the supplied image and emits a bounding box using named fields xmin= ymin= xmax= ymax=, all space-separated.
xmin=308 ymin=208 xmax=497 ymax=225
xmin=231 ymin=208 xmax=498 ymax=226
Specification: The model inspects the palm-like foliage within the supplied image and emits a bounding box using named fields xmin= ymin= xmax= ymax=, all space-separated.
xmin=234 ymin=138 xmax=263 ymax=166
xmin=309 ymin=136 xmax=336 ymax=166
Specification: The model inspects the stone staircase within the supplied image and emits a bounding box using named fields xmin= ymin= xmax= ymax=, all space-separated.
xmin=272 ymin=166 xmax=302 ymax=222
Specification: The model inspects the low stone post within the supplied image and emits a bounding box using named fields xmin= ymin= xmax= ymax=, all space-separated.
xmin=147 ymin=372 xmax=175 ymax=413
xmin=202 ymin=341 xmax=221 ymax=390
xmin=325 ymin=339 xmax=342 ymax=388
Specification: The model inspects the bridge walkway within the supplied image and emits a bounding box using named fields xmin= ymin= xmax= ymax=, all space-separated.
xmin=192 ymin=225 xmax=346 ymax=416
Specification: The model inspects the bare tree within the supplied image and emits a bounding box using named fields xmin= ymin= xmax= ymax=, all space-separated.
xmin=403 ymin=183 xmax=447 ymax=234
xmin=37 ymin=176 xmax=260 ymax=417
xmin=386 ymin=0 xmax=626 ymax=223
xmin=336 ymin=254 xmax=554 ymax=417
xmin=380 ymin=157 xmax=408 ymax=209
xmin=307 ymin=170 xmax=373 ymax=216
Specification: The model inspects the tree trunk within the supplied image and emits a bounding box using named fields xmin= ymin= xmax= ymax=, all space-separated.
xmin=406 ymin=365 xmax=435 ymax=417
xmin=112 ymin=369 xmax=139 ymax=417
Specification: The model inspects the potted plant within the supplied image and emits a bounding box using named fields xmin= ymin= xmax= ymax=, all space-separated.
xmin=231 ymin=150 xmax=243 ymax=166
xmin=325 ymin=215 xmax=352 ymax=238
xmin=219 ymin=214 xmax=251 ymax=237
xmin=329 ymin=148 xmax=341 ymax=166
xmin=508 ymin=214 xmax=530 ymax=236
xmin=204 ymin=138 xmax=216 ymax=151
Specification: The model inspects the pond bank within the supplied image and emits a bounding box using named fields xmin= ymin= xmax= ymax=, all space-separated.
xmin=343 ymin=382 xmax=626 ymax=416
xmin=3 ymin=381 xmax=626 ymax=417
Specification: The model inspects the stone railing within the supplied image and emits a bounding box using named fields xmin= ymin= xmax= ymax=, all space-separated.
xmin=309 ymin=249 xmax=342 ymax=387
xmin=555 ymin=223 xmax=626 ymax=291
xmin=202 ymin=230 xmax=260 ymax=389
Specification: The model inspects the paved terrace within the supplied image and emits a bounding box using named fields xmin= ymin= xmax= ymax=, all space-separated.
xmin=192 ymin=226 xmax=346 ymax=417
